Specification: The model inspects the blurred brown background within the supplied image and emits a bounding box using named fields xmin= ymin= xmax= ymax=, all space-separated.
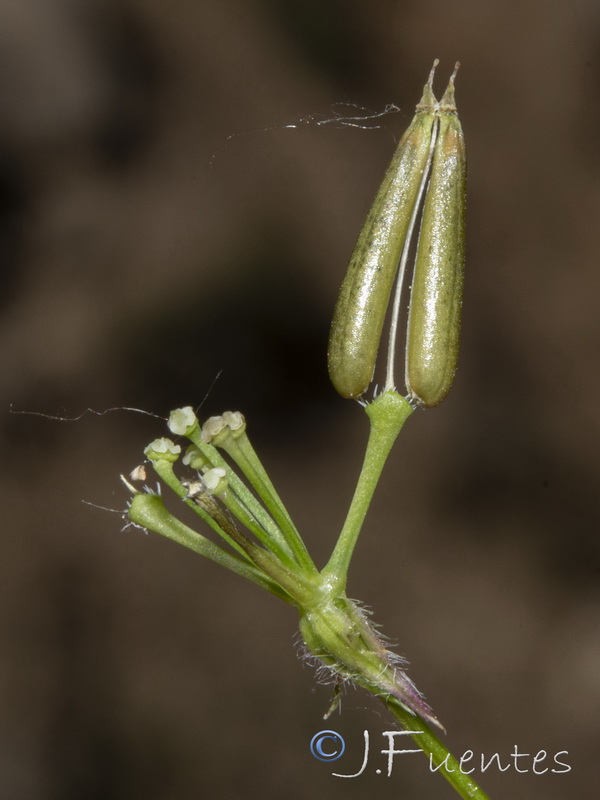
xmin=1 ymin=1 xmax=599 ymax=798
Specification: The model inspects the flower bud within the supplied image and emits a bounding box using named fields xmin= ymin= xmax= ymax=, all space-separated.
xmin=203 ymin=467 xmax=228 ymax=494
xmin=201 ymin=411 xmax=246 ymax=445
xmin=182 ymin=445 xmax=210 ymax=470
xmin=144 ymin=438 xmax=181 ymax=463
xmin=168 ymin=406 xmax=199 ymax=436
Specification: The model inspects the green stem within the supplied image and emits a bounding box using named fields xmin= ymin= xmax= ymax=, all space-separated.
xmin=128 ymin=492 xmax=294 ymax=602
xmin=218 ymin=431 xmax=318 ymax=575
xmin=187 ymin=430 xmax=301 ymax=568
xmin=219 ymin=488 xmax=299 ymax=569
xmin=322 ymin=390 xmax=413 ymax=590
xmin=149 ymin=458 xmax=252 ymax=561
xmin=383 ymin=697 xmax=492 ymax=800
xmin=147 ymin=460 xmax=316 ymax=606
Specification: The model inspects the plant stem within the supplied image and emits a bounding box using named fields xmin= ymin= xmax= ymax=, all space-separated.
xmin=219 ymin=431 xmax=318 ymax=574
xmin=383 ymin=697 xmax=492 ymax=800
xmin=148 ymin=457 xmax=252 ymax=561
xmin=322 ymin=390 xmax=413 ymax=590
xmin=187 ymin=429 xmax=314 ymax=572
xmin=128 ymin=492 xmax=293 ymax=601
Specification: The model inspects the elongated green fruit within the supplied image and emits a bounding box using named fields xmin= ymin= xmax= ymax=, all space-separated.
xmin=328 ymin=63 xmax=440 ymax=399
xmin=406 ymin=65 xmax=466 ymax=407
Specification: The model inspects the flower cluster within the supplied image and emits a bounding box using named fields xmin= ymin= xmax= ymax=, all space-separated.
xmin=122 ymin=400 xmax=440 ymax=729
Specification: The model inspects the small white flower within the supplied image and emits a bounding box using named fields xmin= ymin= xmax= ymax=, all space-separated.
xmin=203 ymin=467 xmax=227 ymax=491
xmin=168 ymin=406 xmax=197 ymax=436
xmin=144 ymin=437 xmax=181 ymax=459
